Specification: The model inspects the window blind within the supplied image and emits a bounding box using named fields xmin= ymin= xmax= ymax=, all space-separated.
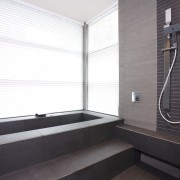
xmin=88 ymin=9 xmax=119 ymax=116
xmin=0 ymin=0 xmax=83 ymax=118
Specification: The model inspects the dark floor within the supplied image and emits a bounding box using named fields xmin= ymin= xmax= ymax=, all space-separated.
xmin=111 ymin=162 xmax=178 ymax=180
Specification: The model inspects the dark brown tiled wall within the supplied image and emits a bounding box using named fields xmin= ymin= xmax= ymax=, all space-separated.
xmin=157 ymin=0 xmax=180 ymax=136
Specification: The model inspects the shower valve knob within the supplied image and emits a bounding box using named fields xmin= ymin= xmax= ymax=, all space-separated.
xmin=132 ymin=92 xmax=140 ymax=103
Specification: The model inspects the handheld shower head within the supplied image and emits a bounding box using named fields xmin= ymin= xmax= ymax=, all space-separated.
xmin=161 ymin=42 xmax=178 ymax=52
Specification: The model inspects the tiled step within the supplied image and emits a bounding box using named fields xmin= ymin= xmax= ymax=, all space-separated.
xmin=0 ymin=139 xmax=140 ymax=180
xmin=116 ymin=124 xmax=180 ymax=167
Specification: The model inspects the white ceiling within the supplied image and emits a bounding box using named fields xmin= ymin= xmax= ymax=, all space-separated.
xmin=23 ymin=0 xmax=117 ymax=23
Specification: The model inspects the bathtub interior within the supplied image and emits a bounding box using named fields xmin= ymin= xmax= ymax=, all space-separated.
xmin=0 ymin=113 xmax=102 ymax=135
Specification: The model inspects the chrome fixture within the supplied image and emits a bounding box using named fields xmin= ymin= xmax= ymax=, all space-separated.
xmin=132 ymin=92 xmax=140 ymax=103
xmin=161 ymin=43 xmax=177 ymax=52
xmin=158 ymin=8 xmax=180 ymax=124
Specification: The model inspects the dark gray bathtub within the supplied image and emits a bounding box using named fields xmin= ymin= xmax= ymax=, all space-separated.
xmin=0 ymin=112 xmax=101 ymax=135
xmin=0 ymin=111 xmax=122 ymax=175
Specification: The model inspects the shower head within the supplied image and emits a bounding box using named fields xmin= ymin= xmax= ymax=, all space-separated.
xmin=165 ymin=8 xmax=171 ymax=27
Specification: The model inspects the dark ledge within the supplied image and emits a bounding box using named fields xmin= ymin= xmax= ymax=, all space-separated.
xmin=116 ymin=124 xmax=180 ymax=167
xmin=117 ymin=124 xmax=180 ymax=144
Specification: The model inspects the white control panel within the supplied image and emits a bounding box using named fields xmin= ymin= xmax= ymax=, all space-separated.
xmin=132 ymin=92 xmax=140 ymax=103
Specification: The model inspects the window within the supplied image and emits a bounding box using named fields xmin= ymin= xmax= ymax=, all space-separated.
xmin=87 ymin=8 xmax=119 ymax=115
xmin=0 ymin=0 xmax=83 ymax=118
xmin=0 ymin=0 xmax=118 ymax=119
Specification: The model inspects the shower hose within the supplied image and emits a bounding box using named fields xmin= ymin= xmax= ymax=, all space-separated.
xmin=158 ymin=44 xmax=180 ymax=124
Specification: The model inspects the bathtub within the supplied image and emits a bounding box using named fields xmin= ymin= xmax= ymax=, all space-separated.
xmin=0 ymin=112 xmax=101 ymax=135
xmin=0 ymin=111 xmax=123 ymax=175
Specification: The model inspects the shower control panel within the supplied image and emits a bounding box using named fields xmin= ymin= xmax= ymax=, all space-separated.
xmin=132 ymin=92 xmax=140 ymax=103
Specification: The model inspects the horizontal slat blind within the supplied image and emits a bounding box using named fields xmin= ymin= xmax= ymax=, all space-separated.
xmin=88 ymin=9 xmax=119 ymax=115
xmin=0 ymin=0 xmax=83 ymax=118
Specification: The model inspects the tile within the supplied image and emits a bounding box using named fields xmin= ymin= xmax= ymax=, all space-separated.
xmin=116 ymin=128 xmax=149 ymax=152
xmin=44 ymin=129 xmax=89 ymax=160
xmin=107 ymin=149 xmax=140 ymax=178
xmin=116 ymin=128 xmax=132 ymax=143
xmin=173 ymin=143 xmax=180 ymax=167
xmin=0 ymin=130 xmax=42 ymax=145
xmin=59 ymin=113 xmax=83 ymax=125
xmin=82 ymin=114 xmax=100 ymax=121
xmin=61 ymin=159 xmax=109 ymax=180
xmin=88 ymin=122 xmax=117 ymax=146
xmin=131 ymin=132 xmax=149 ymax=152
xmin=148 ymin=137 xmax=174 ymax=164
xmin=0 ymin=121 xmax=25 ymax=135
xmin=25 ymin=117 xmax=60 ymax=131
xmin=0 ymin=162 xmax=56 ymax=180
xmin=0 ymin=137 xmax=44 ymax=175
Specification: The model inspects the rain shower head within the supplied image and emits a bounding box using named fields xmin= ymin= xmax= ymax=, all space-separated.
xmin=165 ymin=8 xmax=171 ymax=27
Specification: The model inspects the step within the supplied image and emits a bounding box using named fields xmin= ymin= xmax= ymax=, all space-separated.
xmin=116 ymin=124 xmax=180 ymax=167
xmin=0 ymin=139 xmax=140 ymax=180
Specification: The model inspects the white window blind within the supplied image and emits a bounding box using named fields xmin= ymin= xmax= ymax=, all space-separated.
xmin=88 ymin=8 xmax=119 ymax=116
xmin=0 ymin=0 xmax=83 ymax=118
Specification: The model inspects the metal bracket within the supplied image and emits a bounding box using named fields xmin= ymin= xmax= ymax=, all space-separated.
xmin=163 ymin=34 xmax=170 ymax=110
xmin=83 ymin=23 xmax=88 ymax=111
xmin=164 ymin=23 xmax=180 ymax=35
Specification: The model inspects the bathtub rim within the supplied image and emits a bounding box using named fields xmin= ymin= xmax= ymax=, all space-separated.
xmin=0 ymin=110 xmax=122 ymax=145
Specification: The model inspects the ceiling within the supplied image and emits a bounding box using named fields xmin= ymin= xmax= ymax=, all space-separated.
xmin=23 ymin=0 xmax=117 ymax=23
